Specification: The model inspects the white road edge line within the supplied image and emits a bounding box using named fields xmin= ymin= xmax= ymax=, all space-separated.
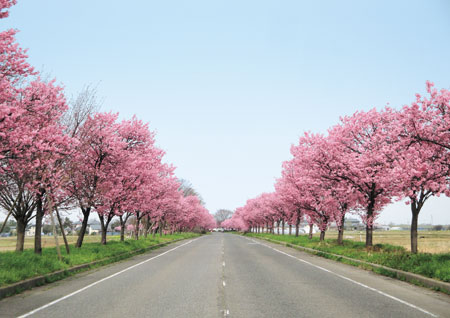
xmin=18 ymin=237 xmax=202 ymax=318
xmin=245 ymin=237 xmax=437 ymax=318
xmin=223 ymin=280 xmax=226 ymax=287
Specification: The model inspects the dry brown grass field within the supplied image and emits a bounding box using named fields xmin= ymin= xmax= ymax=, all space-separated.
xmin=324 ymin=230 xmax=450 ymax=254
xmin=1 ymin=231 xmax=449 ymax=253
xmin=0 ymin=235 xmax=111 ymax=252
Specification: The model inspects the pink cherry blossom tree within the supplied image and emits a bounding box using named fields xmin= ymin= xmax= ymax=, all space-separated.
xmin=0 ymin=80 xmax=73 ymax=254
xmin=66 ymin=112 xmax=124 ymax=247
xmin=0 ymin=0 xmax=36 ymax=251
xmin=275 ymin=165 xmax=304 ymax=237
xmin=327 ymin=108 xmax=400 ymax=247
xmin=93 ymin=116 xmax=164 ymax=244
xmin=295 ymin=133 xmax=357 ymax=244
xmin=393 ymin=84 xmax=450 ymax=253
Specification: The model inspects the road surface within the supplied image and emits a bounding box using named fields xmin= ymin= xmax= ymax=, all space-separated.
xmin=1 ymin=233 xmax=449 ymax=317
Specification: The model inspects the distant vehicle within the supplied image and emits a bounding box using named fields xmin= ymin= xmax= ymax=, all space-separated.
xmin=0 ymin=233 xmax=11 ymax=237
xmin=212 ymin=228 xmax=224 ymax=232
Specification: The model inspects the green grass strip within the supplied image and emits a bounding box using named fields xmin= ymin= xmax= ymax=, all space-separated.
xmin=0 ymin=233 xmax=199 ymax=287
xmin=245 ymin=233 xmax=450 ymax=283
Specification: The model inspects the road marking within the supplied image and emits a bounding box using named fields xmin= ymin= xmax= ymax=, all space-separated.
xmin=245 ymin=237 xmax=437 ymax=318
xmin=18 ymin=237 xmax=202 ymax=318
xmin=223 ymin=309 xmax=230 ymax=316
xmin=223 ymin=261 xmax=226 ymax=267
xmin=223 ymin=280 xmax=226 ymax=287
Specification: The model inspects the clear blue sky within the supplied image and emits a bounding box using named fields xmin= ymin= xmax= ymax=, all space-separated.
xmin=5 ymin=0 xmax=450 ymax=224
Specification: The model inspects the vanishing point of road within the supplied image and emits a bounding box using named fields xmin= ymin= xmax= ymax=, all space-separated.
xmin=1 ymin=233 xmax=449 ymax=318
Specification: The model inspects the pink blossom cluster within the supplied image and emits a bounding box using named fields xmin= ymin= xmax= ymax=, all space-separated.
xmin=225 ymin=82 xmax=450 ymax=250
xmin=0 ymin=1 xmax=215 ymax=252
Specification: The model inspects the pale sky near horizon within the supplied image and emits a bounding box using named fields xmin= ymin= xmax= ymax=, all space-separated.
xmin=4 ymin=0 xmax=450 ymax=224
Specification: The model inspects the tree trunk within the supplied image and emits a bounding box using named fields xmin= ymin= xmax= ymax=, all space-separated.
xmin=308 ymin=224 xmax=313 ymax=239
xmin=15 ymin=219 xmax=26 ymax=252
xmin=49 ymin=206 xmax=62 ymax=261
xmin=0 ymin=193 xmax=20 ymax=234
xmin=159 ymin=221 xmax=164 ymax=237
xmin=319 ymin=230 xmax=325 ymax=241
xmin=289 ymin=224 xmax=292 ymax=235
xmin=411 ymin=202 xmax=420 ymax=254
xmin=100 ymin=215 xmax=107 ymax=245
xmin=55 ymin=208 xmax=70 ymax=254
xmin=365 ymin=225 xmax=373 ymax=248
xmin=0 ymin=211 xmax=12 ymax=234
xmin=120 ymin=215 xmax=125 ymax=242
xmin=295 ymin=215 xmax=300 ymax=237
xmin=277 ymin=221 xmax=280 ymax=235
xmin=144 ymin=217 xmax=151 ymax=238
xmin=281 ymin=221 xmax=285 ymax=235
xmin=365 ymin=198 xmax=375 ymax=248
xmin=337 ymin=227 xmax=344 ymax=245
xmin=337 ymin=215 xmax=345 ymax=245
xmin=76 ymin=207 xmax=91 ymax=248
xmin=34 ymin=192 xmax=44 ymax=255
xmin=135 ymin=213 xmax=140 ymax=240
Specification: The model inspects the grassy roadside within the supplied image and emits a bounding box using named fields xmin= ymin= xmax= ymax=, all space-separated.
xmin=0 ymin=233 xmax=199 ymax=287
xmin=245 ymin=233 xmax=450 ymax=283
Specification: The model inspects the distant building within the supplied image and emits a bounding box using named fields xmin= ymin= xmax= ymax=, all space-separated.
xmin=25 ymin=225 xmax=36 ymax=237
xmin=9 ymin=226 xmax=16 ymax=235
xmin=88 ymin=223 xmax=101 ymax=235
xmin=373 ymin=223 xmax=390 ymax=231
xmin=344 ymin=218 xmax=364 ymax=231
xmin=73 ymin=221 xmax=102 ymax=235
xmin=390 ymin=226 xmax=409 ymax=231
xmin=417 ymin=224 xmax=433 ymax=231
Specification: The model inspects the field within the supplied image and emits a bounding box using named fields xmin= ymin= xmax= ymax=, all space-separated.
xmin=0 ymin=234 xmax=175 ymax=252
xmin=323 ymin=230 xmax=450 ymax=254
xmin=2 ymin=231 xmax=449 ymax=253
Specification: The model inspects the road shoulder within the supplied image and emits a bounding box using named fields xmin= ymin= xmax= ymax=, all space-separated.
xmin=242 ymin=235 xmax=450 ymax=318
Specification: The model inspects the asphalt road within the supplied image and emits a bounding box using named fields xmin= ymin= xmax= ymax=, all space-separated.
xmin=1 ymin=233 xmax=449 ymax=317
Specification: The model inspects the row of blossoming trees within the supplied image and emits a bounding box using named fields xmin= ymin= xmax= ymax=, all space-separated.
xmin=0 ymin=0 xmax=215 ymax=253
xmin=223 ymin=84 xmax=450 ymax=253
